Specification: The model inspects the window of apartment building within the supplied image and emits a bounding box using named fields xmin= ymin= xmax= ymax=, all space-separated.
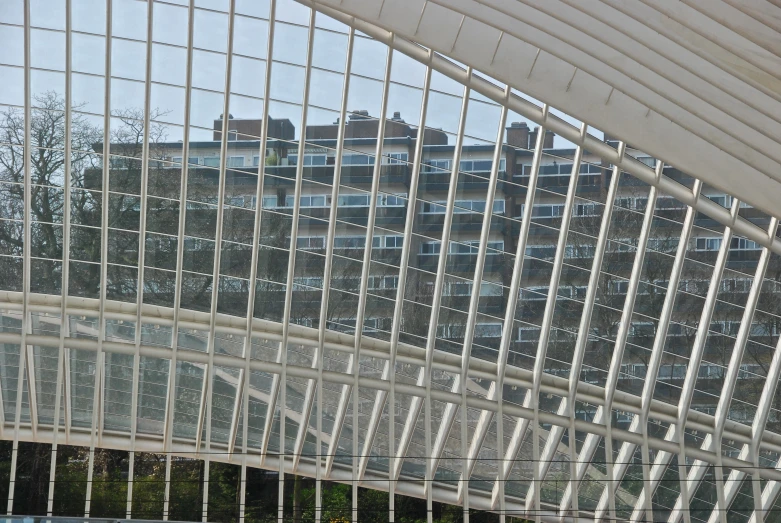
xmin=203 ymin=156 xmax=220 ymax=167
xmin=227 ymin=156 xmax=245 ymax=167
xmin=172 ymin=156 xmax=193 ymax=165
xmin=293 ymin=276 xmax=324 ymax=289
xmin=421 ymin=201 xmax=448 ymax=214
xmin=420 ymin=242 xmax=441 ymax=254
xmin=695 ymin=237 xmax=722 ymax=251
xmin=372 ymin=236 xmax=403 ymax=249
xmin=261 ymin=196 xmax=277 ymax=208
xmin=574 ymin=202 xmax=597 ymax=216
xmin=630 ymin=322 xmax=655 ymax=337
xmin=337 ymin=194 xmax=370 ymax=207
xmin=422 ymin=159 xmax=450 ymax=172
xmin=459 ymin=158 xmax=506 ymax=173
xmin=377 ymin=194 xmax=406 ymax=207
xmin=448 ymin=240 xmax=503 ymax=254
xmin=423 ymin=199 xmax=505 ymax=214
xmin=385 ymin=152 xmax=408 ymax=164
xmin=296 ymin=236 xmax=325 ymax=250
xmin=334 ymin=236 xmax=366 ymax=249
xmin=288 ymin=154 xmax=328 ymax=166
xmin=730 ymin=237 xmax=761 ymax=250
xmin=301 ymin=195 xmax=327 ymax=207
xmin=721 ymin=278 xmax=752 ymax=293
xmin=368 ymin=276 xmax=398 ymax=290
xmin=342 ymin=154 xmax=375 ymax=165
xmin=475 ymin=323 xmax=502 ymax=338
xmin=520 ymin=286 xmax=548 ymax=301
xmin=710 ymin=321 xmax=740 ymax=336
xmin=436 ymin=324 xmax=465 ymax=339
xmin=517 ymin=326 xmax=541 ymax=342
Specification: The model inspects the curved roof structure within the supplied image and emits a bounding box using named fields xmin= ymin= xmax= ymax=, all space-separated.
xmin=0 ymin=0 xmax=780 ymax=522
xmin=305 ymin=0 xmax=781 ymax=220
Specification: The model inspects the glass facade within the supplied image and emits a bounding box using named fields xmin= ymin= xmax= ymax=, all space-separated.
xmin=1 ymin=0 xmax=780 ymax=522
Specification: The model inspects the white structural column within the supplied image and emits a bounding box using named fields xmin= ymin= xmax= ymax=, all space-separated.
xmin=47 ymin=0 xmax=73 ymax=514
xmin=596 ymin=176 xmax=701 ymax=522
xmin=297 ymin=25 xmax=353 ymax=523
xmin=519 ymin=125 xmax=586 ymax=515
xmin=289 ymin=28 xmax=354 ymax=477
xmin=384 ymin=66 xmax=468 ymax=490
xmin=704 ymin=334 xmax=781 ymax=523
xmin=666 ymin=217 xmax=778 ymax=523
xmin=275 ymin=11 xmax=316 ymax=522
xmin=235 ymin=1 xmax=276 ymax=518
xmin=426 ymin=87 xmax=509 ymax=495
xmin=322 ymin=42 xmax=393 ymax=485
xmin=7 ymin=0 xmax=31 ymax=514
xmin=162 ymin=0 xmax=196 ymax=518
xmin=486 ymin=112 xmax=547 ymax=511
xmin=350 ymin=44 xmax=393 ymax=523
xmin=599 ymin=142 xmax=651 ymax=523
xmin=383 ymin=49 xmax=433 ymax=523
xmin=629 ymin=197 xmax=740 ymax=523
xmin=200 ymin=2 xmax=237 ymax=520
xmin=555 ymin=146 xmax=624 ymax=517
xmin=397 ymin=67 xmax=471 ymax=523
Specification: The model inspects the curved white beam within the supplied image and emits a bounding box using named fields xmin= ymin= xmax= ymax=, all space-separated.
xmin=307 ymin=0 xmax=781 ymax=218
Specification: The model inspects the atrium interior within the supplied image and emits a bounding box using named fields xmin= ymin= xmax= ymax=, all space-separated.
xmin=1 ymin=0 xmax=781 ymax=522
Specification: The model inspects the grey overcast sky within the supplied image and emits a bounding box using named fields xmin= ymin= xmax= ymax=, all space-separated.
xmin=0 ymin=0 xmax=589 ymax=148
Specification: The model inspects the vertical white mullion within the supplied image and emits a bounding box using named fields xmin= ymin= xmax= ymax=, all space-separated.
xmin=629 ymin=197 xmax=740 ymax=523
xmin=592 ymin=163 xmax=681 ymax=521
xmin=520 ymin=128 xmax=586 ymax=515
xmin=162 ymin=0 xmax=196 ymax=461
xmin=241 ymin=0 xmax=275 ymax=468
xmin=704 ymin=334 xmax=781 ymax=523
xmin=593 ymin=142 xmax=662 ymax=523
xmin=346 ymin=43 xmax=393 ymax=523
xmin=8 ymin=0 xmax=31 ymax=514
xmin=666 ymin=217 xmax=777 ymax=523
xmin=486 ymin=111 xmax=548 ymax=511
xmin=48 ymin=0 xmax=73 ymax=513
xmin=200 ymin=2 xmax=237 ymax=520
xmin=667 ymin=218 xmax=777 ymax=523
xmin=92 ymin=0 xmax=144 ymax=517
xmin=635 ymin=179 xmax=702 ymax=523
xmin=289 ymin=25 xmax=353 ymax=493
xmin=449 ymin=86 xmax=509 ymax=523
xmin=25 ymin=338 xmax=38 ymax=438
xmin=713 ymin=218 xmax=776 ymax=523
xmin=276 ymin=10 xmax=316 ymax=522
xmin=555 ymin=139 xmax=622 ymax=518
xmin=312 ymin=31 xmax=368 ymax=484
xmin=386 ymin=52 xmax=433 ymax=523
xmin=744 ymin=338 xmax=781 ymax=523
xmin=417 ymin=68 xmax=471 ymax=523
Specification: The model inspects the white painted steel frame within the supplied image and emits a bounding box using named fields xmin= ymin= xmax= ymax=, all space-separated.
xmin=162 ymin=0 xmax=198 ymax=519
xmin=425 ymin=85 xmax=510 ymax=509
xmin=665 ymin=218 xmax=779 ymax=523
xmin=304 ymin=0 xmax=781 ymax=220
xmin=519 ymin=125 xmax=586 ymax=517
xmin=5 ymin=1 xmax=781 ymax=521
xmin=6 ymin=0 xmax=31 ymax=514
xmin=298 ymin=0 xmax=781 ymax=261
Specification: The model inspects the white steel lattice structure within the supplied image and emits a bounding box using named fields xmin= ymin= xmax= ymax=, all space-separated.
xmin=1 ymin=0 xmax=781 ymax=522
